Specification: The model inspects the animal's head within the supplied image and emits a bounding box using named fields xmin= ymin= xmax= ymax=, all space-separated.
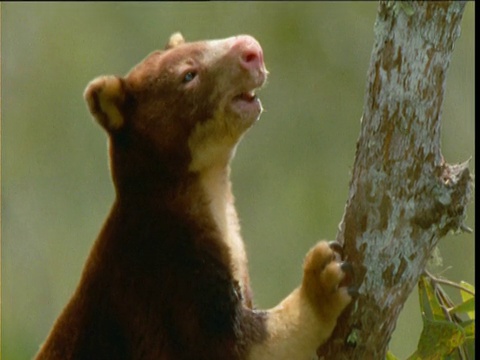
xmin=84 ymin=33 xmax=268 ymax=191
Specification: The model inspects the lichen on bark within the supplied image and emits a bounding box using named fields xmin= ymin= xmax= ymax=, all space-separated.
xmin=316 ymin=2 xmax=472 ymax=359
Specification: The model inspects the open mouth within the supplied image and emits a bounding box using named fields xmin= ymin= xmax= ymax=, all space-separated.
xmin=231 ymin=89 xmax=262 ymax=118
xmin=231 ymin=87 xmax=262 ymax=109
xmin=229 ymin=70 xmax=267 ymax=120
xmin=233 ymin=90 xmax=257 ymax=103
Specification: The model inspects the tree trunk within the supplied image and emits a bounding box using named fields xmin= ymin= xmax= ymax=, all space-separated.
xmin=317 ymin=2 xmax=472 ymax=359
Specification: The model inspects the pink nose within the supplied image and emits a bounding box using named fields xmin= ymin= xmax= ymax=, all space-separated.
xmin=231 ymin=35 xmax=265 ymax=71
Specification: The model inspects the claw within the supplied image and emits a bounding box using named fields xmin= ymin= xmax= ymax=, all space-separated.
xmin=340 ymin=261 xmax=353 ymax=274
xmin=347 ymin=286 xmax=359 ymax=298
xmin=339 ymin=261 xmax=357 ymax=290
xmin=328 ymin=240 xmax=344 ymax=257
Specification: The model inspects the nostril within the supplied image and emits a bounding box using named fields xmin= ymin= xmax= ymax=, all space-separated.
xmin=240 ymin=48 xmax=264 ymax=70
xmin=243 ymin=51 xmax=258 ymax=64
xmin=230 ymin=35 xmax=265 ymax=70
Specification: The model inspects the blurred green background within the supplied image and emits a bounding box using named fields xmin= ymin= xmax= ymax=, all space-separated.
xmin=2 ymin=3 xmax=474 ymax=359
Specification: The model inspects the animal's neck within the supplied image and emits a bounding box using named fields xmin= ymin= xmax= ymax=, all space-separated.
xmin=200 ymin=166 xmax=233 ymax=232
xmin=198 ymin=165 xmax=250 ymax=300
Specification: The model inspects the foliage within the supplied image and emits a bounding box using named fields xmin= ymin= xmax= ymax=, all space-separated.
xmin=388 ymin=275 xmax=475 ymax=360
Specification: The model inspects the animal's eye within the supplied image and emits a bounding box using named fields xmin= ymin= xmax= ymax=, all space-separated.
xmin=183 ymin=71 xmax=197 ymax=83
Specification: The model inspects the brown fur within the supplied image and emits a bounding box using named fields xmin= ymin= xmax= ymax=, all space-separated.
xmin=36 ymin=33 xmax=354 ymax=360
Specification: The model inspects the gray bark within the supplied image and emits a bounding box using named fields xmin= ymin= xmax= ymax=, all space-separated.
xmin=317 ymin=2 xmax=472 ymax=359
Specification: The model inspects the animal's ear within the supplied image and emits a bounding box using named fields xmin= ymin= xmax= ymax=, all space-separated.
xmin=165 ymin=32 xmax=185 ymax=50
xmin=84 ymin=75 xmax=126 ymax=132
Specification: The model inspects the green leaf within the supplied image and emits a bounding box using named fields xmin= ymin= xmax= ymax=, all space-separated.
xmin=413 ymin=318 xmax=465 ymax=360
xmin=459 ymin=281 xmax=475 ymax=319
xmin=386 ymin=350 xmax=400 ymax=360
xmin=459 ymin=281 xmax=474 ymax=296
xmin=449 ymin=297 xmax=475 ymax=318
xmin=461 ymin=319 xmax=475 ymax=338
xmin=418 ymin=276 xmax=445 ymax=321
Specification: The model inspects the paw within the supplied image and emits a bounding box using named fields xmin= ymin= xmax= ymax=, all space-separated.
xmin=301 ymin=241 xmax=356 ymax=322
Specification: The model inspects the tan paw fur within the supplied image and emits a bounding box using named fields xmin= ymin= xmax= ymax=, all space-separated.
xmin=302 ymin=241 xmax=352 ymax=324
